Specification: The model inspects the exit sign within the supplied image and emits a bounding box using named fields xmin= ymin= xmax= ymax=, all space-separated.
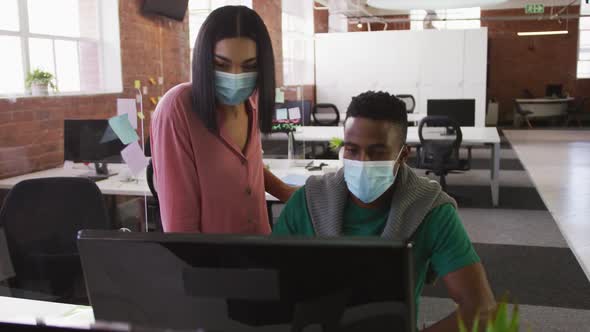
xmin=525 ymin=4 xmax=544 ymax=14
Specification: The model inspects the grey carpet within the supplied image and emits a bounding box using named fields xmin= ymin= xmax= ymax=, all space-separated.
xmin=447 ymin=185 xmax=547 ymax=210
xmin=422 ymin=244 xmax=590 ymax=310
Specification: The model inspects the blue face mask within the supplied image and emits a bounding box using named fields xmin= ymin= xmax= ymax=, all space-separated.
xmin=214 ymin=71 xmax=258 ymax=106
xmin=343 ymin=148 xmax=404 ymax=204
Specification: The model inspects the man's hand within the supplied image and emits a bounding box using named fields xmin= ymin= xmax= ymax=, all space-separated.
xmin=422 ymin=263 xmax=496 ymax=332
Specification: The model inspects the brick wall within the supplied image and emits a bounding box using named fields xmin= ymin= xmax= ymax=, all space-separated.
xmin=314 ymin=6 xmax=329 ymax=33
xmin=252 ymin=0 xmax=283 ymax=86
xmin=483 ymin=6 xmax=590 ymax=122
xmin=0 ymin=0 xmax=190 ymax=179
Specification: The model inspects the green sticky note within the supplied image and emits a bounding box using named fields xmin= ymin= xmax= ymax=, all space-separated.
xmin=108 ymin=114 xmax=139 ymax=145
xmin=275 ymin=88 xmax=285 ymax=103
xmin=134 ymin=80 xmax=141 ymax=89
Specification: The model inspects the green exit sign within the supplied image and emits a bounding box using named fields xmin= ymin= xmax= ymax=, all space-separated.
xmin=525 ymin=4 xmax=544 ymax=14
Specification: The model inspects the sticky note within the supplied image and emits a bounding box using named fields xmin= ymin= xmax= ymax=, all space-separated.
xmin=108 ymin=114 xmax=139 ymax=145
xmin=150 ymin=97 xmax=158 ymax=105
xmin=149 ymin=77 xmax=157 ymax=85
xmin=117 ymin=98 xmax=138 ymax=129
xmin=288 ymin=107 xmax=301 ymax=120
xmin=121 ymin=141 xmax=149 ymax=176
xmin=158 ymin=96 xmax=162 ymax=102
xmin=134 ymin=80 xmax=141 ymax=89
xmin=99 ymin=126 xmax=118 ymax=144
xmin=275 ymin=88 xmax=285 ymax=103
xmin=276 ymin=108 xmax=288 ymax=121
xmin=137 ymin=112 xmax=145 ymax=120
xmin=142 ymin=86 xmax=148 ymax=95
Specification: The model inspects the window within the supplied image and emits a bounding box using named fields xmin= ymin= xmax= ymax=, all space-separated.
xmin=282 ymin=0 xmax=314 ymax=86
xmin=578 ymin=2 xmax=590 ymax=79
xmin=188 ymin=0 xmax=252 ymax=60
xmin=0 ymin=0 xmax=121 ymax=96
xmin=410 ymin=7 xmax=481 ymax=30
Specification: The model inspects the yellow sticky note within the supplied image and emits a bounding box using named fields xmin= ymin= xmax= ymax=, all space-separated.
xmin=149 ymin=77 xmax=157 ymax=85
xmin=137 ymin=112 xmax=145 ymax=120
xmin=158 ymin=96 xmax=162 ymax=102
xmin=134 ymin=80 xmax=141 ymax=89
xmin=150 ymin=97 xmax=158 ymax=105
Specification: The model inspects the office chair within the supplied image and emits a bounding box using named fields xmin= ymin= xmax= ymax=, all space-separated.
xmin=0 ymin=177 xmax=111 ymax=303
xmin=514 ymin=101 xmax=534 ymax=128
xmin=415 ymin=116 xmax=471 ymax=191
xmin=146 ymin=159 xmax=163 ymax=232
xmin=564 ymin=97 xmax=588 ymax=127
xmin=396 ymin=94 xmax=416 ymax=114
xmin=312 ymin=103 xmax=340 ymax=126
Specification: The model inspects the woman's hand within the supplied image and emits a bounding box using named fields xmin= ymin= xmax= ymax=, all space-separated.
xmin=263 ymin=167 xmax=299 ymax=203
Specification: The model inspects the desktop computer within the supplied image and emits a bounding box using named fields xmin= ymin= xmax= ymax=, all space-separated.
xmin=64 ymin=120 xmax=125 ymax=180
xmin=427 ymin=99 xmax=476 ymax=127
xmin=78 ymin=231 xmax=416 ymax=332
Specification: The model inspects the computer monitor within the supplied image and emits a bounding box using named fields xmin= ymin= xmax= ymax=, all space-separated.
xmin=545 ymin=84 xmax=563 ymax=98
xmin=78 ymin=231 xmax=416 ymax=332
xmin=64 ymin=120 xmax=125 ymax=178
xmin=427 ymin=99 xmax=476 ymax=127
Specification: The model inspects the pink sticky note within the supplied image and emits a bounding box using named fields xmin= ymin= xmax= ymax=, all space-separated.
xmin=121 ymin=142 xmax=148 ymax=176
xmin=117 ymin=98 xmax=138 ymax=129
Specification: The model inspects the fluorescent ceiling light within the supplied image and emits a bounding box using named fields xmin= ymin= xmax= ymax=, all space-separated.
xmin=367 ymin=0 xmax=509 ymax=10
xmin=517 ymin=30 xmax=569 ymax=36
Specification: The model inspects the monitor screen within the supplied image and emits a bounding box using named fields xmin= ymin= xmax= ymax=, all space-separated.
xmin=427 ymin=99 xmax=475 ymax=126
xmin=142 ymin=0 xmax=189 ymax=21
xmin=78 ymin=231 xmax=416 ymax=332
xmin=545 ymin=84 xmax=563 ymax=98
xmin=64 ymin=120 xmax=125 ymax=163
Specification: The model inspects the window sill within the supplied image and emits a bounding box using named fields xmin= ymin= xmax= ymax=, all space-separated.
xmin=0 ymin=90 xmax=123 ymax=101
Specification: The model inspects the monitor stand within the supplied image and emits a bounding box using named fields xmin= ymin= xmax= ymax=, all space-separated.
xmin=79 ymin=163 xmax=117 ymax=182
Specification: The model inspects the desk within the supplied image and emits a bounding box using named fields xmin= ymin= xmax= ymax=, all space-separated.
xmin=0 ymin=164 xmax=150 ymax=197
xmin=0 ymin=296 xmax=94 ymax=328
xmin=266 ymin=126 xmax=501 ymax=207
xmin=514 ymin=98 xmax=573 ymax=126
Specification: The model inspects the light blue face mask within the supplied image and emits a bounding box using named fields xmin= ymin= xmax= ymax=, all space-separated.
xmin=343 ymin=148 xmax=404 ymax=204
xmin=214 ymin=71 xmax=258 ymax=106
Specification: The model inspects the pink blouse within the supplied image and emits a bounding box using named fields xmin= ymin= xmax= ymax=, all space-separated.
xmin=150 ymin=83 xmax=270 ymax=234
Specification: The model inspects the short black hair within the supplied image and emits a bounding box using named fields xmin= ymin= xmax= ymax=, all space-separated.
xmin=192 ymin=6 xmax=275 ymax=134
xmin=345 ymin=91 xmax=408 ymax=143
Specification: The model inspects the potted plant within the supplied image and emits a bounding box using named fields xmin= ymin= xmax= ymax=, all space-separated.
xmin=458 ymin=297 xmax=529 ymax=332
xmin=26 ymin=69 xmax=57 ymax=96
xmin=329 ymin=137 xmax=344 ymax=160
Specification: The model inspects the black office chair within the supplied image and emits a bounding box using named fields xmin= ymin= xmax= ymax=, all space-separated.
xmin=312 ymin=103 xmax=340 ymax=126
xmin=146 ymin=159 xmax=163 ymax=232
xmin=415 ymin=116 xmax=471 ymax=191
xmin=522 ymin=89 xmax=535 ymax=99
xmin=0 ymin=178 xmax=111 ymax=303
xmin=396 ymin=94 xmax=416 ymax=114
xmin=564 ymin=97 xmax=588 ymax=127
xmin=514 ymin=101 xmax=534 ymax=128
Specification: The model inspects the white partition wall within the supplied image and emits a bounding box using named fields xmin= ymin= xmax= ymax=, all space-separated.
xmin=315 ymin=28 xmax=488 ymax=127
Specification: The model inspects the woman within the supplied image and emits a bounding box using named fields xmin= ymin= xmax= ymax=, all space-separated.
xmin=151 ymin=6 xmax=295 ymax=234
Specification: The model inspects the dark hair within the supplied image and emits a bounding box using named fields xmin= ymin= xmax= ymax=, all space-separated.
xmin=345 ymin=91 xmax=408 ymax=143
xmin=192 ymin=6 xmax=275 ymax=134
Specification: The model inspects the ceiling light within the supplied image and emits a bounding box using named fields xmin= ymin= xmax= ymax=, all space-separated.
xmin=357 ymin=23 xmax=363 ymax=28
xmin=517 ymin=30 xmax=568 ymax=36
xmin=367 ymin=0 xmax=508 ymax=10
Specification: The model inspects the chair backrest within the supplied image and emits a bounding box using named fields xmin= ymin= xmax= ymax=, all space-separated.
xmin=312 ymin=103 xmax=340 ymax=126
xmin=146 ymin=159 xmax=158 ymax=201
xmin=417 ymin=116 xmax=463 ymax=172
xmin=396 ymin=95 xmax=416 ymax=113
xmin=523 ymin=89 xmax=535 ymax=99
xmin=0 ymin=177 xmax=110 ymax=300
xmin=514 ymin=101 xmax=525 ymax=114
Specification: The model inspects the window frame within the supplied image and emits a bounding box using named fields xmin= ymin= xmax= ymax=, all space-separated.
xmin=578 ymin=2 xmax=590 ymax=79
xmin=0 ymin=0 xmax=106 ymax=97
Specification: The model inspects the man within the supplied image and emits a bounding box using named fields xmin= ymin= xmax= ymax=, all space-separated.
xmin=273 ymin=91 xmax=496 ymax=331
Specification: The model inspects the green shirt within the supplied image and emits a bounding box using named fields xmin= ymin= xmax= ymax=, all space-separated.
xmin=273 ymin=187 xmax=480 ymax=319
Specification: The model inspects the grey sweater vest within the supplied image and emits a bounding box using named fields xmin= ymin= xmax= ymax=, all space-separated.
xmin=304 ymin=164 xmax=457 ymax=241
